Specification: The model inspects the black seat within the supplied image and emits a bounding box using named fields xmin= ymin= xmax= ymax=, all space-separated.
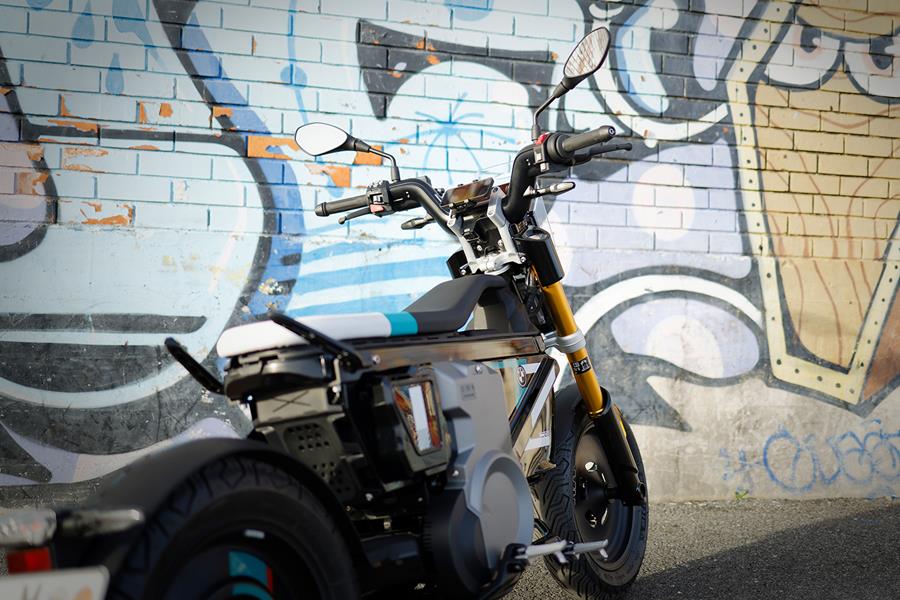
xmin=403 ymin=274 xmax=506 ymax=334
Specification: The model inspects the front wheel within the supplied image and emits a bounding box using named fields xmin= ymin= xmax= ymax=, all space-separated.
xmin=106 ymin=456 xmax=360 ymax=600
xmin=534 ymin=386 xmax=648 ymax=599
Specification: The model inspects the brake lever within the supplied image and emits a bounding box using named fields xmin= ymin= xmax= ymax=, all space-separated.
xmin=589 ymin=142 xmax=632 ymax=157
xmin=338 ymin=206 xmax=371 ymax=224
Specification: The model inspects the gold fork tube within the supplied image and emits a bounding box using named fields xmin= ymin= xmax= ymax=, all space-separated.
xmin=541 ymin=281 xmax=608 ymax=417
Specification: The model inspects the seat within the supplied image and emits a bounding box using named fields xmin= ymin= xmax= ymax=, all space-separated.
xmin=216 ymin=275 xmax=506 ymax=357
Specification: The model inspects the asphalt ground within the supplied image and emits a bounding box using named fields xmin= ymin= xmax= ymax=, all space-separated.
xmin=509 ymin=498 xmax=899 ymax=600
xmin=2 ymin=498 xmax=898 ymax=599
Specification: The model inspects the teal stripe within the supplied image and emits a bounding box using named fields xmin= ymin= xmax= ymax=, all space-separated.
xmin=384 ymin=312 xmax=418 ymax=336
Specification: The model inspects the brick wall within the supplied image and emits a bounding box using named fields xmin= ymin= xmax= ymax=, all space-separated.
xmin=0 ymin=0 xmax=897 ymax=501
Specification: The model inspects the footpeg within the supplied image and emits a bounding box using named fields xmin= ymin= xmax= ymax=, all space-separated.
xmin=524 ymin=538 xmax=609 ymax=564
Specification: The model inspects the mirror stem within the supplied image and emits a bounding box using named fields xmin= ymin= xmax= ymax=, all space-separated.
xmin=531 ymin=83 xmax=567 ymax=140
xmin=371 ymin=147 xmax=401 ymax=182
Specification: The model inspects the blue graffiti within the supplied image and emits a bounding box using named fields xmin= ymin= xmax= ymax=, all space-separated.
xmin=105 ymin=54 xmax=124 ymax=95
xmin=721 ymin=421 xmax=900 ymax=497
xmin=72 ymin=2 xmax=95 ymax=48
xmin=414 ymin=94 xmax=517 ymax=177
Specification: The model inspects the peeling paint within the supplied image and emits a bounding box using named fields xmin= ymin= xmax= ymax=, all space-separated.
xmin=47 ymin=119 xmax=98 ymax=133
xmin=138 ymin=102 xmax=148 ymax=124
xmin=129 ymin=144 xmax=160 ymax=150
xmin=354 ymin=145 xmax=383 ymax=166
xmin=426 ymin=54 xmax=440 ymax=65
xmin=64 ymin=147 xmax=108 ymax=157
xmin=159 ymin=103 xmax=173 ymax=118
xmin=0 ymin=87 xmax=10 ymax=95
xmin=247 ymin=135 xmax=298 ymax=160
xmin=212 ymin=106 xmax=233 ymax=120
xmin=306 ymin=164 xmax=351 ymax=188
xmin=258 ymin=277 xmax=284 ymax=295
xmin=14 ymin=172 xmax=49 ymax=195
xmin=80 ymin=204 xmax=134 ymax=226
xmin=63 ymin=163 xmax=98 ymax=172
xmin=59 ymin=96 xmax=71 ymax=116
xmin=25 ymin=145 xmax=43 ymax=161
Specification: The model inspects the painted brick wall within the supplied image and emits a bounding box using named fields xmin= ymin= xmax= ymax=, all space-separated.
xmin=0 ymin=0 xmax=897 ymax=502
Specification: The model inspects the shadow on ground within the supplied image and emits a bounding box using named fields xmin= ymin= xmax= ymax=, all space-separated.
xmin=511 ymin=498 xmax=899 ymax=600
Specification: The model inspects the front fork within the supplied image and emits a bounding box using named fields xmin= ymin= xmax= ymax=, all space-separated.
xmin=518 ymin=227 xmax=645 ymax=505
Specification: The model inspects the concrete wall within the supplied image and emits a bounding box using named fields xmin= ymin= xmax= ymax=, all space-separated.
xmin=0 ymin=0 xmax=896 ymax=502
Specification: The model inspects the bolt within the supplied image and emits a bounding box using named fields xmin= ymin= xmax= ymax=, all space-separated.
xmin=585 ymin=462 xmax=598 ymax=472
xmin=371 ymin=354 xmax=381 ymax=365
xmin=452 ymin=469 xmax=460 ymax=478
xmin=365 ymin=493 xmax=373 ymax=502
xmin=383 ymin=519 xmax=392 ymax=531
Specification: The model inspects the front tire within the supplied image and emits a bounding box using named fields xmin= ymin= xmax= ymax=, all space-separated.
xmin=535 ymin=387 xmax=648 ymax=599
xmin=107 ymin=456 xmax=360 ymax=600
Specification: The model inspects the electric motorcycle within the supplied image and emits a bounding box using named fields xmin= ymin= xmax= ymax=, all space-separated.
xmin=0 ymin=27 xmax=647 ymax=600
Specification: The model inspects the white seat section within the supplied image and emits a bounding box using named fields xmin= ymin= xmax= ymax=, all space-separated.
xmin=216 ymin=312 xmax=393 ymax=357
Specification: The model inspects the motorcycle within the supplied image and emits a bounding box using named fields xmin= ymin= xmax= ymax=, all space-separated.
xmin=0 ymin=27 xmax=647 ymax=600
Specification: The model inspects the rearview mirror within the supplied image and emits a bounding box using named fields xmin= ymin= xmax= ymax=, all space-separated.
xmin=561 ymin=27 xmax=611 ymax=91
xmin=294 ymin=122 xmax=402 ymax=182
xmin=531 ymin=27 xmax=612 ymax=140
xmin=294 ymin=122 xmax=352 ymax=156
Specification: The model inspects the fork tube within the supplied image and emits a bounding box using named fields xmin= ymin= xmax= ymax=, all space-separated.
xmin=540 ymin=281 xmax=607 ymax=418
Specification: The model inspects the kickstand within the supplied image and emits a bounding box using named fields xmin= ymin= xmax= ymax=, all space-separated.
xmin=478 ymin=538 xmax=610 ymax=599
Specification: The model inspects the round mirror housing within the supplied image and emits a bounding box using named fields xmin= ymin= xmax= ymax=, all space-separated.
xmin=561 ymin=27 xmax=611 ymax=90
xmin=294 ymin=122 xmax=352 ymax=157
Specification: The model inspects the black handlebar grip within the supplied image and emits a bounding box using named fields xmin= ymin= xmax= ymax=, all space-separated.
xmin=560 ymin=126 xmax=616 ymax=155
xmin=314 ymin=193 xmax=368 ymax=217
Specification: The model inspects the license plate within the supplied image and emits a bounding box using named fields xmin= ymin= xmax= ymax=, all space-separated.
xmin=0 ymin=566 xmax=109 ymax=599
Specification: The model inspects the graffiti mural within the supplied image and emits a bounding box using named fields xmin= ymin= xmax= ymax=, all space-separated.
xmin=0 ymin=0 xmax=896 ymax=500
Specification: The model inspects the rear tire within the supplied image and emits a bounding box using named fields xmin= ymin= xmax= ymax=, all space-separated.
xmin=107 ymin=456 xmax=360 ymax=600
xmin=535 ymin=389 xmax=648 ymax=599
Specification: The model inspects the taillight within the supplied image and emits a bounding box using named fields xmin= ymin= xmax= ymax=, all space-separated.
xmin=6 ymin=546 xmax=53 ymax=573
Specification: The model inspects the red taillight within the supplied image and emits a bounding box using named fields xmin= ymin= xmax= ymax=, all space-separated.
xmin=6 ymin=546 xmax=53 ymax=573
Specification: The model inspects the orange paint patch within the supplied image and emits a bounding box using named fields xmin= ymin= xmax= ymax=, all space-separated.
xmin=426 ymin=55 xmax=440 ymax=65
xmin=129 ymin=144 xmax=160 ymax=150
xmin=0 ymin=87 xmax=10 ymax=95
xmin=251 ymin=36 xmax=258 ymax=54
xmin=14 ymin=172 xmax=49 ymax=195
xmin=47 ymin=119 xmax=98 ymax=133
xmin=59 ymin=96 xmax=71 ymax=116
xmin=354 ymin=145 xmax=383 ymax=166
xmin=64 ymin=147 xmax=107 ymax=157
xmin=390 ymin=70 xmax=403 ymax=78
xmin=80 ymin=203 xmax=134 ymax=226
xmin=64 ymin=163 xmax=98 ymax=172
xmin=138 ymin=102 xmax=148 ymax=124
xmin=247 ymin=135 xmax=299 ymax=160
xmin=306 ymin=164 xmax=351 ymax=188
xmin=83 ymin=214 xmax=130 ymax=226
xmin=397 ymin=138 xmax=409 ymax=144
xmin=415 ymin=38 xmax=425 ymax=49
xmin=26 ymin=145 xmax=43 ymax=161
xmin=212 ymin=106 xmax=233 ymax=119
xmin=550 ymin=51 xmax=558 ymax=61
xmin=159 ymin=103 xmax=173 ymax=117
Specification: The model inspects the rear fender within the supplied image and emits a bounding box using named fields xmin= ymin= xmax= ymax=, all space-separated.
xmin=54 ymin=438 xmax=364 ymax=575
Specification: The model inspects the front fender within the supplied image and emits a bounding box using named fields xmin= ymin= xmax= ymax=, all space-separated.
xmin=54 ymin=437 xmax=364 ymax=575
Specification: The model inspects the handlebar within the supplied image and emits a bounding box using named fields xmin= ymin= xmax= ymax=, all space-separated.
xmin=559 ymin=126 xmax=616 ymax=155
xmin=314 ymin=193 xmax=368 ymax=217
xmin=314 ymin=126 xmax=622 ymax=230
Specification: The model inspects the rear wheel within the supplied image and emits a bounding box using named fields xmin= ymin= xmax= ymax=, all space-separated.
xmin=107 ymin=456 xmax=359 ymax=600
xmin=535 ymin=388 xmax=648 ymax=599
